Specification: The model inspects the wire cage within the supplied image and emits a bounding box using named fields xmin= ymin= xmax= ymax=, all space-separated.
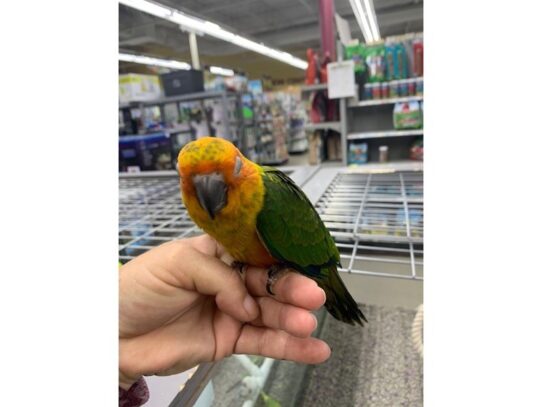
xmin=119 ymin=176 xmax=201 ymax=263
xmin=315 ymin=171 xmax=423 ymax=280
xmin=119 ymin=170 xmax=423 ymax=280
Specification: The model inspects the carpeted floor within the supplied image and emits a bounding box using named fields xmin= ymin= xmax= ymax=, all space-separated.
xmin=261 ymin=304 xmax=423 ymax=407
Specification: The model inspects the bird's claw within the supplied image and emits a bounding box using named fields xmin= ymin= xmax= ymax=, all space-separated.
xmin=231 ymin=261 xmax=247 ymax=275
xmin=266 ymin=264 xmax=288 ymax=295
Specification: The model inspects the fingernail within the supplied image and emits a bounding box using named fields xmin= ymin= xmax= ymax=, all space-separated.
xmin=311 ymin=313 xmax=318 ymax=330
xmin=320 ymin=288 xmax=327 ymax=303
xmin=243 ymin=295 xmax=258 ymax=319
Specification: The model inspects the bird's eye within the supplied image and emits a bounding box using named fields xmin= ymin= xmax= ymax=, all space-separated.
xmin=234 ymin=156 xmax=242 ymax=176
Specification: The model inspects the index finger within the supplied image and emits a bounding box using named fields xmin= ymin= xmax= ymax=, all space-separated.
xmin=245 ymin=267 xmax=326 ymax=310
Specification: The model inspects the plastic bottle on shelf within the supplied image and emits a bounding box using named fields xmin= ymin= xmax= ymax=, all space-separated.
xmin=372 ymin=82 xmax=382 ymax=99
xmin=363 ymin=83 xmax=373 ymax=100
xmin=407 ymin=78 xmax=416 ymax=96
xmin=381 ymin=82 xmax=390 ymax=99
xmin=389 ymin=80 xmax=399 ymax=98
xmin=379 ymin=145 xmax=389 ymax=162
xmin=399 ymin=79 xmax=408 ymax=97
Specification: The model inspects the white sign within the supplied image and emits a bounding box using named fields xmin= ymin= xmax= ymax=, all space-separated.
xmin=335 ymin=13 xmax=352 ymax=45
xmin=327 ymin=60 xmax=356 ymax=99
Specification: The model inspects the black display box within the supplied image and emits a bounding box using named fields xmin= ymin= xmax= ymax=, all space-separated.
xmin=160 ymin=70 xmax=204 ymax=96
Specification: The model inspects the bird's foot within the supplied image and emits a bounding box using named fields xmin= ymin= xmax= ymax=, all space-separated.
xmin=231 ymin=261 xmax=247 ymax=275
xmin=266 ymin=264 xmax=289 ymax=296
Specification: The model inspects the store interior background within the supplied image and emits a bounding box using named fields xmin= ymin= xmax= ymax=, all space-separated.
xmin=119 ymin=0 xmax=424 ymax=406
xmin=119 ymin=0 xmax=423 ymax=171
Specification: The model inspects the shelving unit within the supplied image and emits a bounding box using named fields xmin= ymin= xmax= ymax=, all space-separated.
xmin=300 ymin=48 xmax=347 ymax=165
xmin=119 ymin=90 xmax=242 ymax=140
xmin=305 ymin=121 xmax=341 ymax=131
xmin=300 ymin=83 xmax=328 ymax=92
xmin=119 ymin=89 xmax=254 ymax=167
xmin=349 ymin=95 xmax=423 ymax=108
xmin=346 ymin=89 xmax=423 ymax=165
xmin=348 ymin=129 xmax=423 ymax=140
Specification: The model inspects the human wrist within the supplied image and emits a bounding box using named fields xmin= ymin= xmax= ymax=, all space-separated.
xmin=119 ymin=340 xmax=143 ymax=390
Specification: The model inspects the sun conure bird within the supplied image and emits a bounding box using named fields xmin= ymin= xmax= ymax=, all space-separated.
xmin=177 ymin=137 xmax=367 ymax=326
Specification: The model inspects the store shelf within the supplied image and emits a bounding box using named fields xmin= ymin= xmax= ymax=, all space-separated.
xmin=119 ymin=90 xmax=236 ymax=109
xmin=305 ymin=121 xmax=341 ymax=132
xmin=348 ymin=129 xmax=423 ymax=140
xmin=347 ymin=160 xmax=423 ymax=173
xmin=349 ymin=95 xmax=423 ymax=108
xmin=300 ymin=83 xmax=328 ymax=92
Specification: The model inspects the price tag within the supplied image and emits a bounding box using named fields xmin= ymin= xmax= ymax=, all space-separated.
xmin=327 ymin=60 xmax=356 ymax=99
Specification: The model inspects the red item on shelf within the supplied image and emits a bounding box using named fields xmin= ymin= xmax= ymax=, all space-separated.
xmin=381 ymin=82 xmax=390 ymax=99
xmin=372 ymin=84 xmax=382 ymax=99
xmin=305 ymin=48 xmax=318 ymax=85
xmin=413 ymin=40 xmax=424 ymax=77
xmin=407 ymin=79 xmax=416 ymax=96
xmin=320 ymin=51 xmax=331 ymax=83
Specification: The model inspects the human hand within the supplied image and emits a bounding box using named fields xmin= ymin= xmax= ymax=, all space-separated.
xmin=119 ymin=234 xmax=330 ymax=389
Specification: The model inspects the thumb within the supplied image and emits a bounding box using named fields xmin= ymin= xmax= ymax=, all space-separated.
xmin=178 ymin=248 xmax=259 ymax=322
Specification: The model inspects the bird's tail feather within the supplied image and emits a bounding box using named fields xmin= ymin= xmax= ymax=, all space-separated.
xmin=317 ymin=265 xmax=367 ymax=326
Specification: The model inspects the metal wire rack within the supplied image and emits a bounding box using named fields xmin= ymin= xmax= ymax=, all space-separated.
xmin=315 ymin=171 xmax=423 ymax=280
xmin=119 ymin=176 xmax=201 ymax=262
xmin=119 ymin=170 xmax=423 ymax=280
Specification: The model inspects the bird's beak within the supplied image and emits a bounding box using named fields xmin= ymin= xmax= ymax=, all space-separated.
xmin=192 ymin=172 xmax=228 ymax=220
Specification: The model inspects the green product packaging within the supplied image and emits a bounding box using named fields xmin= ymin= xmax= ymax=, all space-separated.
xmin=365 ymin=43 xmax=386 ymax=83
xmin=345 ymin=42 xmax=366 ymax=74
xmin=393 ymin=101 xmax=423 ymax=129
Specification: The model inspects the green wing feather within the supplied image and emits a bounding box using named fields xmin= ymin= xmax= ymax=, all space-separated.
xmin=256 ymin=167 xmax=367 ymax=326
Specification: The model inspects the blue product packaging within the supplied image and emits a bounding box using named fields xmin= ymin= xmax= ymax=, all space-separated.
xmin=348 ymin=142 xmax=368 ymax=164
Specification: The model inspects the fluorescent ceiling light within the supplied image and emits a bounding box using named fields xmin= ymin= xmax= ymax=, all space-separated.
xmin=210 ymin=66 xmax=234 ymax=77
xmin=119 ymin=0 xmax=308 ymax=70
xmin=119 ymin=53 xmax=191 ymax=70
xmin=348 ymin=0 xmax=380 ymax=43
xmin=349 ymin=0 xmax=373 ymax=43
xmin=363 ymin=0 xmax=380 ymax=41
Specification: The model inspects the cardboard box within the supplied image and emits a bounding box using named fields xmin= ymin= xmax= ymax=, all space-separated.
xmin=119 ymin=74 xmax=162 ymax=103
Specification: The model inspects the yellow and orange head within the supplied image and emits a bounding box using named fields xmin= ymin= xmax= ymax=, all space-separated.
xmin=177 ymin=137 xmax=258 ymax=221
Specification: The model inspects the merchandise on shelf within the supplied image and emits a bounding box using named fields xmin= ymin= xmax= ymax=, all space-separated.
xmin=361 ymin=77 xmax=423 ymax=101
xmin=204 ymin=73 xmax=248 ymax=92
xmin=366 ymin=43 xmax=386 ymax=83
xmin=348 ymin=142 xmax=368 ymax=164
xmin=379 ymin=145 xmax=389 ymax=162
xmin=346 ymin=33 xmax=423 ymax=101
xmin=119 ymin=132 xmax=175 ymax=172
xmin=305 ymin=48 xmax=320 ymax=85
xmin=160 ymin=69 xmax=204 ymax=96
xmin=247 ymin=80 xmax=263 ymax=95
xmin=308 ymin=132 xmax=321 ymax=165
xmin=393 ymin=101 xmax=423 ymax=129
xmin=344 ymin=40 xmax=368 ymax=99
xmin=250 ymin=90 xmax=301 ymax=165
xmin=119 ymin=73 xmax=162 ymax=103
xmin=410 ymin=138 xmax=423 ymax=161
xmin=320 ymin=52 xmax=332 ymax=83
xmin=412 ymin=37 xmax=424 ymax=77
xmin=326 ymin=132 xmax=342 ymax=161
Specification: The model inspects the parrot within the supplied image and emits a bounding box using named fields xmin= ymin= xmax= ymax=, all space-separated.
xmin=177 ymin=137 xmax=367 ymax=326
